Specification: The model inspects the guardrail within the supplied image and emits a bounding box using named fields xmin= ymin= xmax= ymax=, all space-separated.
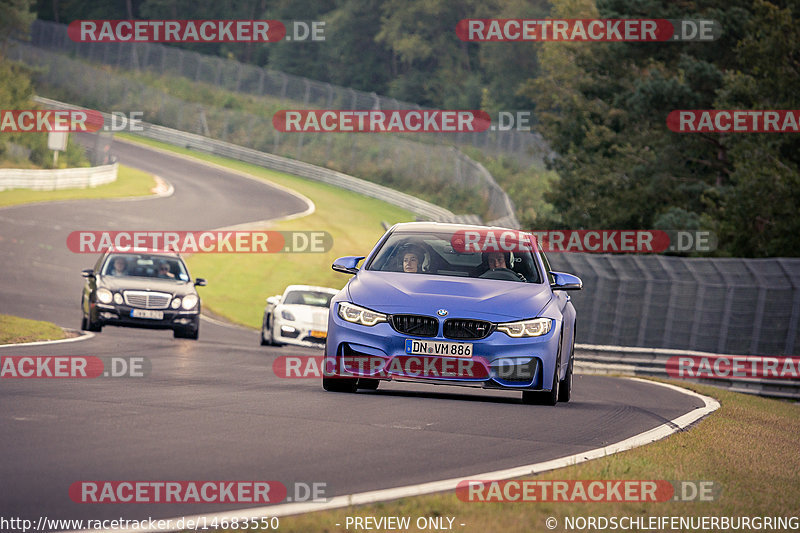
xmin=19 ymin=38 xmax=522 ymax=227
xmin=0 ymin=163 xmax=117 ymax=191
xmin=33 ymin=97 xmax=481 ymax=224
xmin=32 ymin=99 xmax=797 ymax=400
xmin=576 ymin=344 xmax=800 ymax=399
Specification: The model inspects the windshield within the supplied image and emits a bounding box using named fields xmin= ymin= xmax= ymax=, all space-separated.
xmin=283 ymin=290 xmax=336 ymax=308
xmin=366 ymin=230 xmax=542 ymax=283
xmin=102 ymin=254 xmax=189 ymax=281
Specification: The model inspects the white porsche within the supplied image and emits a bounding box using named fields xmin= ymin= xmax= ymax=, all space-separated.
xmin=260 ymin=285 xmax=340 ymax=348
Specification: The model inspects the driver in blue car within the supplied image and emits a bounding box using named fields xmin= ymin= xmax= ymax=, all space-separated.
xmin=482 ymin=251 xmax=526 ymax=281
xmin=485 ymin=251 xmax=508 ymax=270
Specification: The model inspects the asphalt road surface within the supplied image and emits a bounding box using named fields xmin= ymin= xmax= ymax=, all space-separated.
xmin=0 ymin=138 xmax=706 ymax=526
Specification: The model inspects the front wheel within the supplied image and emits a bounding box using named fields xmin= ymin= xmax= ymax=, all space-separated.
xmin=522 ymin=365 xmax=558 ymax=405
xmin=357 ymin=378 xmax=380 ymax=390
xmin=269 ymin=317 xmax=283 ymax=347
xmin=558 ymin=339 xmax=574 ymax=403
xmin=522 ymin=340 xmax=561 ymax=406
xmin=323 ymin=376 xmax=358 ymax=393
xmin=174 ymin=320 xmax=199 ymax=340
xmin=86 ymin=315 xmax=102 ymax=332
xmin=260 ymin=314 xmax=272 ymax=346
xmin=82 ymin=296 xmax=101 ymax=332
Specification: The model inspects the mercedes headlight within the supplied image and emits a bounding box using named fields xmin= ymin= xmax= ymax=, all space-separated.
xmin=113 ymin=293 xmax=123 ymax=305
xmin=171 ymin=298 xmax=182 ymax=309
xmin=337 ymin=302 xmax=387 ymax=326
xmin=181 ymin=294 xmax=198 ymax=310
xmin=96 ymin=288 xmax=113 ymax=304
xmin=496 ymin=318 xmax=553 ymax=338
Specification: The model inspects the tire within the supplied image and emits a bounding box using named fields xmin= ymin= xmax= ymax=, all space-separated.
xmin=260 ymin=314 xmax=272 ymax=346
xmin=87 ymin=315 xmax=102 ymax=332
xmin=81 ymin=295 xmax=99 ymax=331
xmin=172 ymin=328 xmax=200 ymax=341
xmin=525 ymin=359 xmax=559 ymax=406
xmin=270 ymin=321 xmax=283 ymax=347
xmin=175 ymin=318 xmax=199 ymax=340
xmin=558 ymin=334 xmax=575 ymax=403
xmin=522 ymin=333 xmax=562 ymax=406
xmin=357 ymin=378 xmax=380 ymax=390
xmin=323 ymin=375 xmax=358 ymax=393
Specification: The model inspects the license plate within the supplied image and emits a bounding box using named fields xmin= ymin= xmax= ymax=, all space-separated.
xmin=405 ymin=339 xmax=472 ymax=357
xmin=310 ymin=330 xmax=327 ymax=338
xmin=131 ymin=309 xmax=164 ymax=320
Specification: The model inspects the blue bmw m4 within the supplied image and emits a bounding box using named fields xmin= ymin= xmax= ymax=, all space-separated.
xmin=324 ymin=222 xmax=582 ymax=405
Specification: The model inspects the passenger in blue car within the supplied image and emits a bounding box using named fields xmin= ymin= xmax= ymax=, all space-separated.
xmin=401 ymin=245 xmax=425 ymax=273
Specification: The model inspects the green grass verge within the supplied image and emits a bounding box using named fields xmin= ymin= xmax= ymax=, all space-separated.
xmin=0 ymin=314 xmax=69 ymax=344
xmin=261 ymin=380 xmax=799 ymax=532
xmin=0 ymin=164 xmax=156 ymax=207
xmin=115 ymin=134 xmax=414 ymax=328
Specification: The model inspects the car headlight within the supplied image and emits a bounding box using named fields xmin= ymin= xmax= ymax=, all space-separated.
xmin=496 ymin=318 xmax=553 ymax=338
xmin=113 ymin=293 xmax=123 ymax=305
xmin=96 ymin=288 xmax=113 ymax=304
xmin=337 ymin=302 xmax=387 ymax=326
xmin=181 ymin=294 xmax=198 ymax=310
xmin=281 ymin=309 xmax=296 ymax=321
xmin=171 ymin=297 xmax=182 ymax=309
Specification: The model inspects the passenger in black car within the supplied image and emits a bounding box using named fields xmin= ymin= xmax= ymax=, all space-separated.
xmin=156 ymin=261 xmax=175 ymax=279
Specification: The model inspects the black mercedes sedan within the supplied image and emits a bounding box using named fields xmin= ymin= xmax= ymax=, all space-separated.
xmin=80 ymin=251 xmax=206 ymax=339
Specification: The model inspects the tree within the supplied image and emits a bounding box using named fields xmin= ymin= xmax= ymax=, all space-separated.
xmin=525 ymin=0 xmax=799 ymax=256
xmin=713 ymin=0 xmax=800 ymax=256
xmin=1 ymin=0 xmax=36 ymax=55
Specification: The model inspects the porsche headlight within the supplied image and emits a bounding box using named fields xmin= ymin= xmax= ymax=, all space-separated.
xmin=497 ymin=318 xmax=553 ymax=338
xmin=337 ymin=302 xmax=387 ymax=326
xmin=281 ymin=309 xmax=296 ymax=321
xmin=181 ymin=294 xmax=198 ymax=310
xmin=96 ymin=288 xmax=113 ymax=304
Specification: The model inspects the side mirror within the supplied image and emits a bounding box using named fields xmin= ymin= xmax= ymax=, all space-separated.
xmin=266 ymin=296 xmax=280 ymax=306
xmin=550 ymin=271 xmax=582 ymax=291
xmin=332 ymin=256 xmax=365 ymax=275
xmin=194 ymin=278 xmax=207 ymax=287
xmin=81 ymin=269 xmax=95 ymax=278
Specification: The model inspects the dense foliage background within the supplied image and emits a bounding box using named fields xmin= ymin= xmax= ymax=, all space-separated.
xmin=8 ymin=0 xmax=799 ymax=256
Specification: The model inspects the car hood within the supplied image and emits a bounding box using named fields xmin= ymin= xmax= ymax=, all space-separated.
xmin=278 ymin=304 xmax=329 ymax=327
xmin=347 ymin=271 xmax=551 ymax=321
xmin=98 ymin=276 xmax=196 ymax=296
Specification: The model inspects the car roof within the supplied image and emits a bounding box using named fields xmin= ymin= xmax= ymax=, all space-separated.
xmin=283 ymin=284 xmax=340 ymax=294
xmin=103 ymin=250 xmax=182 ymax=258
xmin=389 ymin=221 xmax=528 ymax=234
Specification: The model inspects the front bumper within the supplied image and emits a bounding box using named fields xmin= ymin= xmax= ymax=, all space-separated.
xmin=94 ymin=303 xmax=199 ymax=330
xmin=325 ymin=312 xmax=560 ymax=391
xmin=273 ymin=317 xmax=327 ymax=348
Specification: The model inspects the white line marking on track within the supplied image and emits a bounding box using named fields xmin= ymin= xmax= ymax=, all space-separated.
xmin=67 ymin=378 xmax=719 ymax=532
